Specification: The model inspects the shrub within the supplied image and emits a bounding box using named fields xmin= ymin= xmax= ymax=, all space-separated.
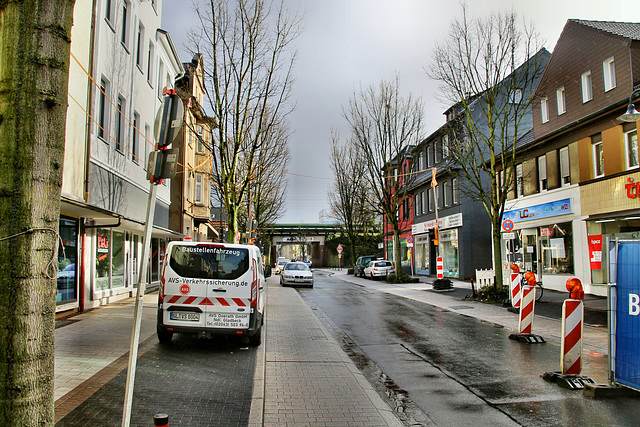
xmin=386 ymin=273 xmax=419 ymax=284
xmin=476 ymin=284 xmax=509 ymax=302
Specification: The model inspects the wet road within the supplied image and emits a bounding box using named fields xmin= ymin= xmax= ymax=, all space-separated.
xmin=298 ymin=271 xmax=640 ymax=427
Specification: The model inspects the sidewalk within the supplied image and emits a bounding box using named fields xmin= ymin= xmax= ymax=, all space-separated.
xmin=249 ymin=283 xmax=404 ymax=426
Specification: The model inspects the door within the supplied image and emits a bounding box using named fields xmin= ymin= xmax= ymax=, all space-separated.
xmin=522 ymin=229 xmax=539 ymax=275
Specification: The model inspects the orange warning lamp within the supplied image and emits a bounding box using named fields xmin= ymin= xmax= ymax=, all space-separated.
xmin=524 ymin=271 xmax=536 ymax=286
xmin=510 ymin=264 xmax=520 ymax=274
xmin=566 ymin=278 xmax=584 ymax=300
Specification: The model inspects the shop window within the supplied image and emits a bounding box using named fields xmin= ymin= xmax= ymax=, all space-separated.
xmin=539 ymin=222 xmax=574 ymax=274
xmin=440 ymin=229 xmax=459 ymax=278
xmin=112 ymin=231 xmax=125 ymax=288
xmin=57 ymin=217 xmax=78 ymax=303
xmin=625 ymin=129 xmax=639 ymax=170
xmin=96 ymin=229 xmax=111 ymax=291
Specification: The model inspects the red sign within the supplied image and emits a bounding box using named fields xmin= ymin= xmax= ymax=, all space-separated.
xmin=502 ymin=219 xmax=514 ymax=232
xmin=588 ymin=235 xmax=602 ymax=270
xmin=180 ymin=284 xmax=191 ymax=295
xmin=337 ymin=244 xmax=343 ymax=254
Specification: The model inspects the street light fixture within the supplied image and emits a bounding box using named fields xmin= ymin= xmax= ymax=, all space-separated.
xmin=618 ymin=88 xmax=640 ymax=122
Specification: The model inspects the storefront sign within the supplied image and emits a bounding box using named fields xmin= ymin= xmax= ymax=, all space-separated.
xmin=502 ymin=198 xmax=571 ymax=224
xmin=588 ymin=234 xmax=603 ymax=269
xmin=412 ymin=213 xmax=463 ymax=234
xmin=625 ymin=177 xmax=640 ymax=199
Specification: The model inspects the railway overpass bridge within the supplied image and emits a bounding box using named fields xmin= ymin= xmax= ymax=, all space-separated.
xmin=264 ymin=223 xmax=341 ymax=268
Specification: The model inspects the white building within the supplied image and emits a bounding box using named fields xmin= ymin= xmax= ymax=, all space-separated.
xmin=59 ymin=0 xmax=183 ymax=313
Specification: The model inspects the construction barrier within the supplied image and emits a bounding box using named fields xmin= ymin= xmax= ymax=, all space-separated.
xmin=475 ymin=268 xmax=494 ymax=288
xmin=518 ymin=272 xmax=537 ymax=334
xmin=510 ymin=264 xmax=522 ymax=308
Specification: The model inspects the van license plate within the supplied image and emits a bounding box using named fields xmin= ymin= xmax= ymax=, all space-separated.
xmin=206 ymin=313 xmax=249 ymax=328
xmin=170 ymin=312 xmax=200 ymax=321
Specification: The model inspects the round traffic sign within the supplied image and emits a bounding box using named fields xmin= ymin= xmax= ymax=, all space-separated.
xmin=502 ymin=219 xmax=514 ymax=232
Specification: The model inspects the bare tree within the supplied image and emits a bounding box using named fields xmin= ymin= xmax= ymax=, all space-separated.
xmin=344 ymin=77 xmax=423 ymax=273
xmin=0 ymin=1 xmax=75 ymax=423
xmin=328 ymin=131 xmax=374 ymax=266
xmin=188 ymin=0 xmax=302 ymax=243
xmin=428 ymin=4 xmax=546 ymax=288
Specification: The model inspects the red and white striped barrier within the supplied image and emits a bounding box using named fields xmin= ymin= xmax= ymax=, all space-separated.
xmin=510 ymin=275 xmax=521 ymax=308
xmin=436 ymin=256 xmax=443 ymax=279
xmin=561 ymin=299 xmax=583 ymax=375
xmin=518 ymin=284 xmax=535 ymax=334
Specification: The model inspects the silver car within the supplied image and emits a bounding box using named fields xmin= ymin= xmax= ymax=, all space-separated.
xmin=363 ymin=260 xmax=395 ymax=279
xmin=280 ymin=262 xmax=314 ymax=287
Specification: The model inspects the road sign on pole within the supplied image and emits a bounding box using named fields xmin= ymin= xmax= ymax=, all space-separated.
xmin=337 ymin=244 xmax=343 ymax=254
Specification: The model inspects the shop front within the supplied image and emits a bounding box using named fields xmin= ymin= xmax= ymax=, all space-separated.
xmin=412 ymin=213 xmax=462 ymax=278
xmin=501 ymin=190 xmax=589 ymax=294
xmin=581 ymin=170 xmax=640 ymax=295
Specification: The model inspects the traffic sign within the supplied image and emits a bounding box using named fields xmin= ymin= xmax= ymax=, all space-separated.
xmin=154 ymin=89 xmax=184 ymax=149
xmin=337 ymin=244 xmax=343 ymax=254
xmin=406 ymin=235 xmax=413 ymax=244
xmin=502 ymin=219 xmax=514 ymax=232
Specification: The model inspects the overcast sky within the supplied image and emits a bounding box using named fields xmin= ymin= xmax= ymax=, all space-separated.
xmin=162 ymin=0 xmax=640 ymax=224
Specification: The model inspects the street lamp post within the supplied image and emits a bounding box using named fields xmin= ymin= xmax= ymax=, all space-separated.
xmin=617 ymin=88 xmax=640 ymax=122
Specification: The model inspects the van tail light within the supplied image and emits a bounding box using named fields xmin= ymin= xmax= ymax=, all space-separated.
xmin=159 ymin=259 xmax=167 ymax=303
xmin=250 ymin=258 xmax=258 ymax=308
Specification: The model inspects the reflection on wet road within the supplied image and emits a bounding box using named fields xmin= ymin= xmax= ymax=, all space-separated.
xmin=298 ymin=271 xmax=639 ymax=427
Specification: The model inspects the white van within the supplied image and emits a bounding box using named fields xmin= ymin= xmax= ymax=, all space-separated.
xmin=157 ymin=240 xmax=267 ymax=346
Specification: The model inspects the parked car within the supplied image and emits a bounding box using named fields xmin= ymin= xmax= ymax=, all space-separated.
xmin=354 ymin=255 xmax=378 ymax=277
xmin=363 ymin=260 xmax=395 ymax=279
xmin=275 ymin=258 xmax=290 ymax=274
xmin=280 ymin=262 xmax=314 ymax=287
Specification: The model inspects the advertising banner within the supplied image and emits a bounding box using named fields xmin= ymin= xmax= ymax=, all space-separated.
xmin=588 ymin=234 xmax=602 ymax=270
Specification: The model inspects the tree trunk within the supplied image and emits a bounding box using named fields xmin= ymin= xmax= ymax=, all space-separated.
xmin=0 ymin=1 xmax=75 ymax=424
xmin=492 ymin=214 xmax=504 ymax=289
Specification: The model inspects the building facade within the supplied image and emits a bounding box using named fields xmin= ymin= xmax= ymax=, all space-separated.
xmin=170 ymin=54 xmax=216 ymax=242
xmin=59 ymin=0 xmax=183 ymax=313
xmin=501 ymin=20 xmax=640 ymax=296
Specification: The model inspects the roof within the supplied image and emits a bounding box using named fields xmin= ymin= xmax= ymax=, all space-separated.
xmin=572 ymin=19 xmax=640 ymax=41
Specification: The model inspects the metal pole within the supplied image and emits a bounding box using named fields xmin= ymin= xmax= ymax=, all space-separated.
xmin=122 ymin=182 xmax=158 ymax=427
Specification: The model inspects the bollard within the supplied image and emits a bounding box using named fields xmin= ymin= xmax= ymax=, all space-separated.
xmin=510 ymin=264 xmax=522 ymax=308
xmin=543 ymin=278 xmax=595 ymax=389
xmin=154 ymin=413 xmax=169 ymax=427
xmin=509 ymin=272 xmax=545 ymax=344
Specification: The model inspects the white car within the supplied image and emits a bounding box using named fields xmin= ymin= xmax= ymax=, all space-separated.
xmin=280 ymin=262 xmax=314 ymax=287
xmin=363 ymin=260 xmax=395 ymax=279
xmin=275 ymin=258 xmax=290 ymax=275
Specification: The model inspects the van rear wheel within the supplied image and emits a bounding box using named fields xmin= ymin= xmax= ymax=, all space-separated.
xmin=157 ymin=325 xmax=173 ymax=344
xmin=248 ymin=326 xmax=262 ymax=347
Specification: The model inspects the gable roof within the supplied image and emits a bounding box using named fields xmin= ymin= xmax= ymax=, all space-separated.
xmin=572 ymin=19 xmax=640 ymax=41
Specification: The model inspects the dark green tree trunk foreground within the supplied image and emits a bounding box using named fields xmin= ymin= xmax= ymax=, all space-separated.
xmin=0 ymin=1 xmax=74 ymax=424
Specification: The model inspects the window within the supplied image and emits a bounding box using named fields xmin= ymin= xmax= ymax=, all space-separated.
xmin=115 ymin=95 xmax=125 ymax=152
xmin=539 ymin=222 xmax=574 ymax=274
xmin=556 ymin=87 xmax=566 ymax=115
xmin=136 ymin=24 xmax=144 ymax=69
xmin=428 ymin=188 xmax=434 ymax=212
xmin=516 ymin=164 xmax=523 ymax=197
xmin=144 ymin=124 xmax=150 ymax=171
xmin=414 ymin=194 xmax=420 ymax=216
xmin=581 ymin=71 xmax=592 ymax=103
xmin=626 ymin=130 xmax=639 ymax=169
xmin=195 ymin=174 xmax=203 ymax=204
xmin=592 ymin=141 xmax=604 ymax=178
xmin=541 ymin=97 xmax=549 ymax=123
xmin=452 ymin=178 xmax=458 ymax=204
xmin=435 ymin=141 xmax=442 ymax=163
xmin=442 ymin=134 xmax=450 ymax=158
xmin=120 ymin=1 xmax=130 ymax=47
xmin=147 ymin=42 xmax=154 ymax=84
xmin=559 ymin=147 xmax=570 ymax=186
xmin=132 ymin=111 xmax=139 ymax=163
xmin=105 ymin=0 xmax=115 ymax=24
xmin=537 ymin=155 xmax=547 ymax=191
xmin=510 ymin=89 xmax=523 ymax=103
xmin=157 ymin=61 xmax=165 ymax=98
xmin=186 ymin=170 xmax=192 ymax=200
xmin=98 ymin=78 xmax=110 ymax=141
xmin=426 ymin=145 xmax=432 ymax=167
xmin=443 ymin=181 xmax=450 ymax=207
xmin=402 ymin=198 xmax=410 ymax=220
xmin=603 ymin=57 xmax=616 ymax=92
